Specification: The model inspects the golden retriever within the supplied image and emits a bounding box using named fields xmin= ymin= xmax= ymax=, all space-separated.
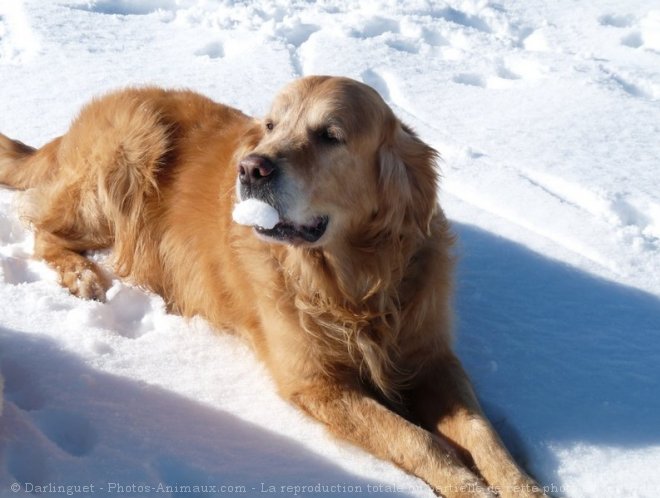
xmin=0 ymin=76 xmax=547 ymax=498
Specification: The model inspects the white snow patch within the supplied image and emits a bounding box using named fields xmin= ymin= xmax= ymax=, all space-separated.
xmin=232 ymin=199 xmax=280 ymax=229
xmin=0 ymin=1 xmax=40 ymax=63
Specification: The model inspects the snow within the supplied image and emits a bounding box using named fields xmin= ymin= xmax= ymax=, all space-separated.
xmin=0 ymin=0 xmax=659 ymax=497
xmin=232 ymin=199 xmax=280 ymax=230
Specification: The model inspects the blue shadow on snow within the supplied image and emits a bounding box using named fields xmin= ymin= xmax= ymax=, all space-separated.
xmin=453 ymin=223 xmax=660 ymax=454
xmin=0 ymin=330 xmax=414 ymax=498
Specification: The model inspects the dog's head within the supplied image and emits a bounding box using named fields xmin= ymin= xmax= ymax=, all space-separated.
xmin=237 ymin=76 xmax=438 ymax=248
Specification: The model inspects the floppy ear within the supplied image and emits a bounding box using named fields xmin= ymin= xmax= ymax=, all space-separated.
xmin=378 ymin=121 xmax=439 ymax=237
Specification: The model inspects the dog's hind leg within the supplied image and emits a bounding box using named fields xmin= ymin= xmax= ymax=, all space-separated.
xmin=1 ymin=133 xmax=110 ymax=299
xmin=34 ymin=231 xmax=110 ymax=301
xmin=23 ymin=174 xmax=115 ymax=301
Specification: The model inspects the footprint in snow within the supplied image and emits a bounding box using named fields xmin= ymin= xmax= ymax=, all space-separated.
xmin=66 ymin=283 xmax=159 ymax=339
xmin=361 ymin=69 xmax=392 ymax=101
xmin=32 ymin=409 xmax=98 ymax=457
xmin=361 ymin=69 xmax=413 ymax=114
xmin=603 ymin=69 xmax=657 ymax=100
xmin=599 ymin=12 xmax=660 ymax=52
xmin=268 ymin=21 xmax=320 ymax=77
xmin=195 ymin=41 xmax=224 ymax=59
xmin=385 ymin=25 xmax=449 ymax=54
xmin=275 ymin=22 xmax=319 ymax=47
xmin=495 ymin=63 xmax=521 ymax=81
xmin=348 ymin=16 xmax=400 ymax=39
xmin=1 ymin=359 xmax=47 ymax=411
xmin=422 ymin=27 xmax=449 ymax=47
xmin=0 ymin=210 xmax=26 ymax=244
xmin=7 ymin=442 xmax=50 ymax=488
xmin=155 ymin=456 xmax=215 ymax=497
xmin=607 ymin=196 xmax=660 ymax=241
xmin=453 ymin=58 xmax=547 ymax=90
xmin=598 ymin=14 xmax=635 ymax=28
xmin=73 ymin=0 xmax=181 ymax=16
xmin=453 ymin=73 xmax=487 ymax=88
xmin=0 ymin=256 xmax=41 ymax=285
xmin=385 ymin=38 xmax=419 ymax=54
xmin=432 ymin=6 xmax=492 ymax=33
xmin=621 ymin=31 xmax=644 ymax=49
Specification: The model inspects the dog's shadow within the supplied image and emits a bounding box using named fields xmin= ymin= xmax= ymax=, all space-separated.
xmin=0 ymin=329 xmax=415 ymax=498
xmin=453 ymin=223 xmax=660 ymax=488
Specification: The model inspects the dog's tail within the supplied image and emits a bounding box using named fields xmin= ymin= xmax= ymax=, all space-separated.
xmin=0 ymin=132 xmax=55 ymax=190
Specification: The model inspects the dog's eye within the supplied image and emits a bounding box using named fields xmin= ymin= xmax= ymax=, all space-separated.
xmin=317 ymin=127 xmax=343 ymax=145
xmin=265 ymin=121 xmax=274 ymax=131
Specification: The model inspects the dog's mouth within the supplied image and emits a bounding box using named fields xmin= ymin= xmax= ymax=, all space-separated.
xmin=255 ymin=216 xmax=329 ymax=244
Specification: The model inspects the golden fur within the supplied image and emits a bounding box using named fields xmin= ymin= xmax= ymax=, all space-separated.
xmin=0 ymin=76 xmax=547 ymax=498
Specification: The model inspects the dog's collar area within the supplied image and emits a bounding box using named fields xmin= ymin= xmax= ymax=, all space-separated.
xmin=256 ymin=216 xmax=329 ymax=244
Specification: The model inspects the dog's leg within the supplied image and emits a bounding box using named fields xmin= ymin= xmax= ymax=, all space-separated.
xmin=290 ymin=379 xmax=497 ymax=498
xmin=34 ymin=231 xmax=110 ymax=301
xmin=410 ymin=354 xmax=548 ymax=498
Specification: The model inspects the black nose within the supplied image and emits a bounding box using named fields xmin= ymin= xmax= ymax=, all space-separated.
xmin=238 ymin=154 xmax=277 ymax=186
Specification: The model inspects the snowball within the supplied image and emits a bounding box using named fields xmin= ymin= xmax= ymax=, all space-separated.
xmin=232 ymin=199 xmax=280 ymax=229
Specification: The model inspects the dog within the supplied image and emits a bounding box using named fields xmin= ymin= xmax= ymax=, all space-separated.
xmin=0 ymin=76 xmax=547 ymax=497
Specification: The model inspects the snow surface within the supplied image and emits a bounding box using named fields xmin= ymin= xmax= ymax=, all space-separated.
xmin=1 ymin=0 xmax=659 ymax=497
xmin=232 ymin=199 xmax=280 ymax=230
